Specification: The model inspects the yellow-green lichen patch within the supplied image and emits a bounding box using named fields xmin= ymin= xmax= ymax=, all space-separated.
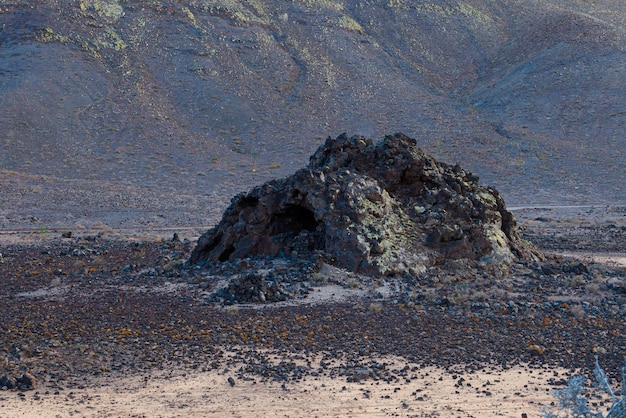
xmin=79 ymin=0 xmax=124 ymax=21
xmin=333 ymin=15 xmax=365 ymax=35
xmin=293 ymin=0 xmax=344 ymax=11
xmin=386 ymin=0 xmax=403 ymax=8
xmin=480 ymin=225 xmax=514 ymax=266
xmin=38 ymin=27 xmax=71 ymax=44
xmin=105 ymin=28 xmax=127 ymax=51
xmin=182 ymin=6 xmax=199 ymax=28
xmin=187 ymin=0 xmax=271 ymax=26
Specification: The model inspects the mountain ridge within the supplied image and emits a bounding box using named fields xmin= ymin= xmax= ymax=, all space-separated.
xmin=1 ymin=1 xmax=625 ymax=230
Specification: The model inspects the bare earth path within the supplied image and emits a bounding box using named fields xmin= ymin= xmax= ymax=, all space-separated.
xmin=1 ymin=364 xmax=607 ymax=418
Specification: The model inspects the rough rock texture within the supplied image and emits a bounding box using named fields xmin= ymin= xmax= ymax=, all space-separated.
xmin=0 ymin=372 xmax=37 ymax=391
xmin=191 ymin=133 xmax=541 ymax=276
xmin=211 ymin=273 xmax=290 ymax=304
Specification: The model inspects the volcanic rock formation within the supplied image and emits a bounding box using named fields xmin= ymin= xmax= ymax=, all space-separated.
xmin=190 ymin=133 xmax=540 ymax=276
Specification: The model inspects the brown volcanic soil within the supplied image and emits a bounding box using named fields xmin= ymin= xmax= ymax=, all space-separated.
xmin=0 ymin=207 xmax=624 ymax=416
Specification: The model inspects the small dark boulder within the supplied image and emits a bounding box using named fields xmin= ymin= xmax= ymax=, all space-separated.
xmin=0 ymin=372 xmax=37 ymax=391
xmin=16 ymin=372 xmax=37 ymax=391
xmin=0 ymin=375 xmax=17 ymax=390
xmin=211 ymin=272 xmax=288 ymax=304
xmin=191 ymin=133 xmax=542 ymax=276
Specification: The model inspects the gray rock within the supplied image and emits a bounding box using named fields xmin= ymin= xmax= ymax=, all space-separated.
xmin=0 ymin=372 xmax=37 ymax=391
xmin=191 ymin=133 xmax=542 ymax=276
xmin=16 ymin=372 xmax=37 ymax=391
xmin=0 ymin=375 xmax=16 ymax=390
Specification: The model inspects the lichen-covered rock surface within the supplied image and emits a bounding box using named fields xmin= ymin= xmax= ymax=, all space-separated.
xmin=190 ymin=133 xmax=541 ymax=276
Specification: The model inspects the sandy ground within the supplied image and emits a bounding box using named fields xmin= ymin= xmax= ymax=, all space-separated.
xmin=560 ymin=252 xmax=626 ymax=268
xmin=2 ymin=361 xmax=612 ymax=418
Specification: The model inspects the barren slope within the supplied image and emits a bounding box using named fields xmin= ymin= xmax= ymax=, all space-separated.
xmin=1 ymin=0 xmax=625 ymax=230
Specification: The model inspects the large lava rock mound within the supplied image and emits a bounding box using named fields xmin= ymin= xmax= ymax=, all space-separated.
xmin=190 ymin=133 xmax=540 ymax=276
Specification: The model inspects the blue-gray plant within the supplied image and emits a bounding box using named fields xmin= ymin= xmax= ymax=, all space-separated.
xmin=543 ymin=357 xmax=625 ymax=418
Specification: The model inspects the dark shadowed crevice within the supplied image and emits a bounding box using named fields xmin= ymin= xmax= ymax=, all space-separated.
xmin=268 ymin=205 xmax=318 ymax=237
xmin=237 ymin=196 xmax=259 ymax=210
xmin=218 ymin=245 xmax=235 ymax=262
xmin=190 ymin=232 xmax=223 ymax=263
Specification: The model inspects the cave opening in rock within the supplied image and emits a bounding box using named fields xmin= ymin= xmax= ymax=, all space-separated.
xmin=218 ymin=245 xmax=235 ymax=262
xmin=237 ymin=195 xmax=259 ymax=211
xmin=268 ymin=205 xmax=318 ymax=237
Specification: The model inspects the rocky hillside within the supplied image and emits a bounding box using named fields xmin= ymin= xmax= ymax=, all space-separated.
xmin=1 ymin=1 xmax=625 ymax=229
